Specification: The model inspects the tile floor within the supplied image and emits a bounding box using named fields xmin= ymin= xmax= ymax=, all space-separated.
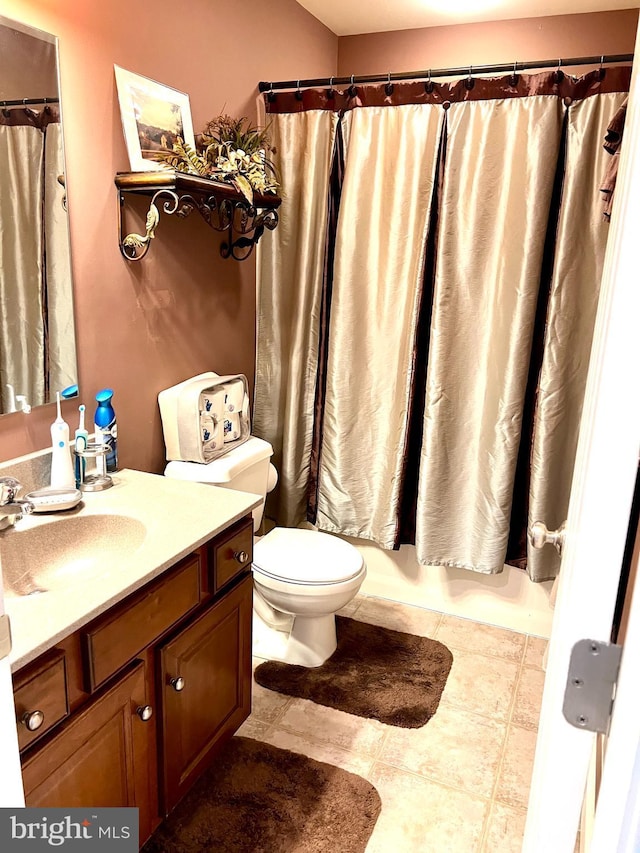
xmin=238 ymin=593 xmax=552 ymax=853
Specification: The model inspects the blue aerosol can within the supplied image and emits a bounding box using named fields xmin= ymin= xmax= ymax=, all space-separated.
xmin=94 ymin=388 xmax=118 ymax=472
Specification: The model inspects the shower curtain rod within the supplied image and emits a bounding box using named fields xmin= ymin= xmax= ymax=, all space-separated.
xmin=0 ymin=97 xmax=59 ymax=107
xmin=258 ymin=53 xmax=634 ymax=92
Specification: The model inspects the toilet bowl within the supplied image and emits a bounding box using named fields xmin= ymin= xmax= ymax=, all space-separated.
xmin=252 ymin=526 xmax=366 ymax=666
xmin=164 ymin=436 xmax=366 ymax=667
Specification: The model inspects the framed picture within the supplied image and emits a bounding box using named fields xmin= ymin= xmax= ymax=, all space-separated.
xmin=114 ymin=65 xmax=196 ymax=171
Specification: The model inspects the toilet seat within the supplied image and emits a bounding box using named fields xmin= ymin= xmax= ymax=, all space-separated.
xmin=253 ymin=527 xmax=363 ymax=586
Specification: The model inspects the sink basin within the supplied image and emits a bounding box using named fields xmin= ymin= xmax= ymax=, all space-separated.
xmin=1 ymin=514 xmax=147 ymax=598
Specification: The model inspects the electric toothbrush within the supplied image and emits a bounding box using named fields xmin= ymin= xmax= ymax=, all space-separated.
xmin=50 ymin=391 xmax=75 ymax=489
xmin=74 ymin=404 xmax=89 ymax=488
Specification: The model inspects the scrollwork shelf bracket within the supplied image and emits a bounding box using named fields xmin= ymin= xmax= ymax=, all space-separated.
xmin=118 ymin=190 xmax=179 ymax=261
xmin=116 ymin=172 xmax=281 ymax=262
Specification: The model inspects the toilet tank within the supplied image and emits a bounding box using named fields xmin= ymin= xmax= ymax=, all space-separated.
xmin=164 ymin=437 xmax=274 ymax=530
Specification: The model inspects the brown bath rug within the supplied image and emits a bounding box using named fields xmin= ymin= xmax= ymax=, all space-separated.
xmin=255 ymin=616 xmax=453 ymax=728
xmin=142 ymin=735 xmax=381 ymax=853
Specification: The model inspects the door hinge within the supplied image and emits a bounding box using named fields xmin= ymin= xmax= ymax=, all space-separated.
xmin=563 ymin=639 xmax=622 ymax=735
xmin=0 ymin=614 xmax=12 ymax=661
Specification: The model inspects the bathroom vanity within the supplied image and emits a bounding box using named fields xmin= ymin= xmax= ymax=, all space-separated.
xmin=3 ymin=469 xmax=259 ymax=847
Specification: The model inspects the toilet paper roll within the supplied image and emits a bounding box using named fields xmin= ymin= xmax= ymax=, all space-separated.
xmin=201 ymin=389 xmax=225 ymax=425
xmin=223 ymin=413 xmax=241 ymax=443
xmin=200 ymin=392 xmax=214 ymax=414
xmin=223 ymin=380 xmax=245 ymax=413
xmin=200 ymin=414 xmax=215 ymax=444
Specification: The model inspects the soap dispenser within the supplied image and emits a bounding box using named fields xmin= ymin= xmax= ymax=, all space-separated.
xmin=50 ymin=392 xmax=75 ymax=489
xmin=94 ymin=389 xmax=118 ymax=472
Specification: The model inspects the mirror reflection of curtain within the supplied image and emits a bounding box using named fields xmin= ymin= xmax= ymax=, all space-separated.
xmin=45 ymin=122 xmax=77 ymax=395
xmin=256 ymin=68 xmax=632 ymax=582
xmin=0 ymin=121 xmax=45 ymax=411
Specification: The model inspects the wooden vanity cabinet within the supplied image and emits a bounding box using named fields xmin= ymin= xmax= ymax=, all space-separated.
xmin=21 ymin=661 xmax=154 ymax=835
xmin=13 ymin=514 xmax=253 ymax=848
xmin=159 ymin=573 xmax=252 ymax=813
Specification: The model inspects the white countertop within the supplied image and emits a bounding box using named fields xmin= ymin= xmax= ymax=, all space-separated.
xmin=2 ymin=468 xmax=260 ymax=671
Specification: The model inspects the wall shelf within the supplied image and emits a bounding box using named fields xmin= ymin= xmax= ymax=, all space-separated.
xmin=115 ymin=171 xmax=281 ymax=262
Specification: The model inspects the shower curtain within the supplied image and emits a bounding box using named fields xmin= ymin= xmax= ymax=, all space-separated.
xmin=45 ymin=122 xmax=77 ymax=397
xmin=255 ymin=68 xmax=631 ymax=582
xmin=0 ymin=107 xmax=73 ymax=413
xmin=0 ymin=119 xmax=46 ymax=411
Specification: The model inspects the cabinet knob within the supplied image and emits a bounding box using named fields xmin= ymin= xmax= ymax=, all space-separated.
xmin=234 ymin=550 xmax=248 ymax=564
xmin=21 ymin=710 xmax=45 ymax=732
xmin=136 ymin=705 xmax=153 ymax=722
xmin=169 ymin=676 xmax=185 ymax=692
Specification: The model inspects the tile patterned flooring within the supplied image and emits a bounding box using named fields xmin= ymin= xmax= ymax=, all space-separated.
xmin=238 ymin=594 xmax=549 ymax=852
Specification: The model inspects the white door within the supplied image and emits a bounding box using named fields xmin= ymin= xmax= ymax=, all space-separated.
xmin=590 ymin=548 xmax=640 ymax=852
xmin=523 ymin=21 xmax=640 ymax=853
xmin=0 ymin=580 xmax=25 ymax=806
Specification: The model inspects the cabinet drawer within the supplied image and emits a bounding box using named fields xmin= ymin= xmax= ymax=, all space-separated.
xmin=210 ymin=516 xmax=253 ymax=593
xmin=83 ymin=553 xmax=201 ymax=690
xmin=14 ymin=650 xmax=68 ymax=752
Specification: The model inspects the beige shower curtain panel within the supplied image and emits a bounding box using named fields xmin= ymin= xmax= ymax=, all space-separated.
xmin=255 ymin=110 xmax=338 ymax=526
xmin=415 ymin=96 xmax=564 ymax=573
xmin=527 ymin=91 xmax=630 ymax=582
xmin=315 ymin=104 xmax=443 ymax=547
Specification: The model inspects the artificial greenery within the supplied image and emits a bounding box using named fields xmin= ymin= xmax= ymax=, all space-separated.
xmin=152 ymin=114 xmax=278 ymax=204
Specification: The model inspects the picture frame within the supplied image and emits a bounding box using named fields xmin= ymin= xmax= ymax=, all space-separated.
xmin=114 ymin=65 xmax=196 ymax=172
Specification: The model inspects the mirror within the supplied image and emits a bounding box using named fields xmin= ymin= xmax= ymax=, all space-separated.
xmin=0 ymin=15 xmax=78 ymax=416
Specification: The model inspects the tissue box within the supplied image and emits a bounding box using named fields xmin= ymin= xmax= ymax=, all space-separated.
xmin=158 ymin=372 xmax=250 ymax=463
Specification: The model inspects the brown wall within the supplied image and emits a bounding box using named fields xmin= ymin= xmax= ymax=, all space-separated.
xmin=338 ymin=10 xmax=638 ymax=77
xmin=0 ymin=0 xmax=336 ymax=471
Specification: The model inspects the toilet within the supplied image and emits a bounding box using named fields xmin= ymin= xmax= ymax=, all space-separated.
xmin=165 ymin=437 xmax=366 ymax=667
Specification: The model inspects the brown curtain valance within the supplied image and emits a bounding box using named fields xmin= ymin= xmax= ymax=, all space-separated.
xmin=264 ymin=67 xmax=632 ymax=114
xmin=0 ymin=105 xmax=60 ymax=129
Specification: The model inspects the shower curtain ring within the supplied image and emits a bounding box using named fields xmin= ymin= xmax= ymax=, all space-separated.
xmin=385 ymin=71 xmax=394 ymax=96
xmin=554 ymin=58 xmax=564 ymax=84
xmin=425 ymin=69 xmax=434 ymax=94
xmin=465 ymin=65 xmax=475 ymax=90
xmin=599 ymin=55 xmax=606 ymax=81
xmin=348 ymin=74 xmax=357 ymax=98
xmin=510 ymin=60 xmax=519 ymax=86
xmin=267 ymin=81 xmax=277 ymax=103
xmin=295 ymin=80 xmax=303 ymax=101
xmin=328 ymin=76 xmax=335 ymax=99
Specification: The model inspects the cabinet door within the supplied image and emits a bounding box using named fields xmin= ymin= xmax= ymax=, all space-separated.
xmin=159 ymin=574 xmax=252 ymax=813
xmin=21 ymin=661 xmax=154 ymax=841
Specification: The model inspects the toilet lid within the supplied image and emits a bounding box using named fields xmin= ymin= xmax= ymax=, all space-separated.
xmin=252 ymin=528 xmax=363 ymax=584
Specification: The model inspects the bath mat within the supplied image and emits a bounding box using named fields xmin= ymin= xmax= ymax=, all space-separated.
xmin=142 ymin=736 xmax=381 ymax=853
xmin=255 ymin=616 xmax=453 ymax=728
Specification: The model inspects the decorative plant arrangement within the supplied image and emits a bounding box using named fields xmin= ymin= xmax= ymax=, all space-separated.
xmin=151 ymin=114 xmax=279 ymax=204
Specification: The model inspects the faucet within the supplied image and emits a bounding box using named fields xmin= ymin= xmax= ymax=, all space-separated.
xmin=0 ymin=477 xmax=35 ymax=531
